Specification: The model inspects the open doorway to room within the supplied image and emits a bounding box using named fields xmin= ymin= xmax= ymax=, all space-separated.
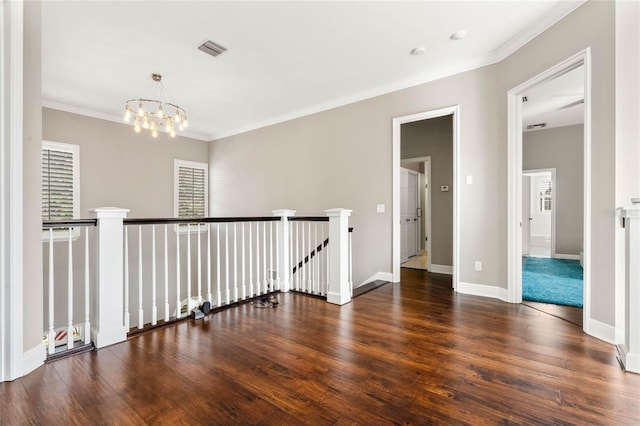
xmin=508 ymin=52 xmax=589 ymax=328
xmin=393 ymin=108 xmax=457 ymax=287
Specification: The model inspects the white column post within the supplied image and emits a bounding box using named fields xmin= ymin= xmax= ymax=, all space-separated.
xmin=88 ymin=207 xmax=129 ymax=349
xmin=618 ymin=204 xmax=640 ymax=374
xmin=325 ymin=208 xmax=352 ymax=305
xmin=273 ymin=209 xmax=296 ymax=292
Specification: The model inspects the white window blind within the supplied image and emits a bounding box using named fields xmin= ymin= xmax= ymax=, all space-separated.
xmin=538 ymin=180 xmax=552 ymax=212
xmin=175 ymin=160 xmax=208 ymax=220
xmin=42 ymin=142 xmax=79 ymax=221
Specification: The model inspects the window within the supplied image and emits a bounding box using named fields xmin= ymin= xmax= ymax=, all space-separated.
xmin=174 ymin=160 xmax=208 ymax=225
xmin=42 ymin=141 xmax=80 ymax=239
xmin=538 ymin=180 xmax=552 ymax=213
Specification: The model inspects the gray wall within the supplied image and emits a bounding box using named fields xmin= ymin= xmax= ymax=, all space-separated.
xmin=209 ymin=1 xmax=618 ymax=327
xmin=23 ymin=0 xmax=43 ymax=352
xmin=524 ymin=124 xmax=584 ymax=255
xmin=401 ymin=116 xmax=453 ymax=266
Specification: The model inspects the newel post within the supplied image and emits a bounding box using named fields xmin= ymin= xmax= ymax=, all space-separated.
xmin=273 ymin=209 xmax=296 ymax=292
xmin=326 ymin=208 xmax=352 ymax=305
xmin=617 ymin=204 xmax=640 ymax=374
xmin=88 ymin=207 xmax=129 ymax=349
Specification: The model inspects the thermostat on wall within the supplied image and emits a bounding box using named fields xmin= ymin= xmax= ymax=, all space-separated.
xmin=441 ymin=185 xmax=449 ymax=192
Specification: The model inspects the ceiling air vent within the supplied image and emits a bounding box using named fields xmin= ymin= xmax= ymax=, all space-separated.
xmin=198 ymin=40 xmax=227 ymax=57
xmin=526 ymin=123 xmax=547 ymax=130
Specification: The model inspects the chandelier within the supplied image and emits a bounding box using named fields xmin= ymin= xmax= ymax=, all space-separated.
xmin=123 ymin=73 xmax=188 ymax=138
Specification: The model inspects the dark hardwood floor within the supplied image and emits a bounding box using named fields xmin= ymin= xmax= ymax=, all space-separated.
xmin=2 ymin=269 xmax=638 ymax=425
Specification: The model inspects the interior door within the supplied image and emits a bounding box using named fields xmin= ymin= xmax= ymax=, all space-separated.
xmin=522 ymin=175 xmax=531 ymax=256
xmin=400 ymin=168 xmax=409 ymax=263
xmin=407 ymin=171 xmax=418 ymax=257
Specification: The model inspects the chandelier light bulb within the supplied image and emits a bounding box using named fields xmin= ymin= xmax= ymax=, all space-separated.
xmin=157 ymin=105 xmax=164 ymax=119
xmin=174 ymin=110 xmax=180 ymax=123
xmin=152 ymin=129 xmax=158 ymax=138
xmin=134 ymin=123 xmax=141 ymax=133
xmin=182 ymin=117 xmax=188 ymax=128
xmin=142 ymin=117 xmax=150 ymax=129
xmin=124 ymin=108 xmax=131 ymax=122
xmin=170 ymin=130 xmax=176 ymax=138
xmin=137 ymin=103 xmax=144 ymax=117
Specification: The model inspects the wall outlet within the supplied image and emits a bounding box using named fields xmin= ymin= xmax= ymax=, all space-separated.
xmin=376 ymin=204 xmax=385 ymax=213
xmin=474 ymin=261 xmax=482 ymax=271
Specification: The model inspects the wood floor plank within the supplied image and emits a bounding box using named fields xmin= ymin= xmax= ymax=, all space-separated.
xmin=2 ymin=268 xmax=638 ymax=425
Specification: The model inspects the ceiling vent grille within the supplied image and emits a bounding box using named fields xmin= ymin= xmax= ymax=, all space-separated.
xmin=526 ymin=123 xmax=547 ymax=130
xmin=198 ymin=40 xmax=227 ymax=57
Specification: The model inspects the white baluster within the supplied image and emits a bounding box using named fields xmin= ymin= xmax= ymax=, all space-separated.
xmin=207 ymin=224 xmax=212 ymax=303
xmin=151 ymin=225 xmax=157 ymax=326
xmin=249 ymin=222 xmax=253 ymax=297
xmin=124 ymin=227 xmax=129 ymax=329
xmin=67 ymin=227 xmax=74 ymax=349
xmin=275 ymin=221 xmax=280 ymax=291
xmin=216 ymin=223 xmax=221 ymax=306
xmin=84 ymin=228 xmax=90 ymax=345
xmin=326 ymin=228 xmax=330 ymax=296
xmin=321 ymin=223 xmax=326 ymax=295
xmin=301 ymin=222 xmax=305 ymax=292
xmin=187 ymin=224 xmax=191 ymax=308
xmin=256 ymin=222 xmax=260 ymax=294
xmin=176 ymin=226 xmax=181 ymax=318
xmin=289 ymin=220 xmax=293 ymax=290
xmin=314 ymin=223 xmax=318 ymax=294
xmin=164 ymin=224 xmax=170 ymax=322
xmin=295 ymin=222 xmax=299 ymax=291
xmin=138 ymin=226 xmax=143 ymax=330
xmin=225 ymin=223 xmax=230 ymax=304
xmin=197 ymin=223 xmax=202 ymax=304
xmin=233 ymin=222 xmax=238 ymax=301
xmin=349 ymin=228 xmax=353 ymax=295
xmin=269 ymin=221 xmax=273 ymax=292
xmin=48 ymin=228 xmax=55 ymax=355
xmin=241 ymin=223 xmax=246 ymax=299
xmin=263 ymin=221 xmax=267 ymax=293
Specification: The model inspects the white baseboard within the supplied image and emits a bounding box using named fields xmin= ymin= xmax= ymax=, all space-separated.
xmin=457 ymin=281 xmax=509 ymax=302
xmin=91 ymin=326 xmax=127 ymax=349
xmin=358 ymin=272 xmax=393 ymax=287
xmin=430 ymin=264 xmax=453 ymax=275
xmin=585 ymin=318 xmax=616 ymax=344
xmin=616 ymin=345 xmax=640 ymax=374
xmin=553 ymin=253 xmax=581 ymax=260
xmin=23 ymin=343 xmax=46 ymax=376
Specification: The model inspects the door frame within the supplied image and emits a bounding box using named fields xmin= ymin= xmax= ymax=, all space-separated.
xmin=523 ymin=168 xmax=557 ymax=258
xmin=507 ymin=49 xmax=591 ymax=332
xmin=392 ymin=106 xmax=459 ymax=289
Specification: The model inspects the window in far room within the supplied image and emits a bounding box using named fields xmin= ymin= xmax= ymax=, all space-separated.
xmin=42 ymin=141 xmax=80 ymax=239
xmin=174 ymin=160 xmax=208 ymax=224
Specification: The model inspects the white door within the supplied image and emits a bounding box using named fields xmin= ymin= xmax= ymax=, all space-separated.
xmin=407 ymin=170 xmax=418 ymax=257
xmin=522 ymin=175 xmax=531 ymax=256
xmin=400 ymin=168 xmax=409 ymax=263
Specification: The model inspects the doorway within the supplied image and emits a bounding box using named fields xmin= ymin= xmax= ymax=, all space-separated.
xmin=392 ymin=106 xmax=459 ymax=287
xmin=522 ymin=169 xmax=556 ymax=258
xmin=400 ymin=158 xmax=431 ymax=271
xmin=507 ymin=49 xmax=590 ymax=330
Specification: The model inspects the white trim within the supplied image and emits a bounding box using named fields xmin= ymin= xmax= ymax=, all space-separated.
xmin=357 ymin=271 xmax=392 ymax=287
xmin=457 ymin=281 xmax=509 ymax=303
xmin=392 ymin=106 xmax=459 ymax=290
xmin=0 ymin=0 xmax=24 ymax=382
xmin=22 ymin=343 xmax=45 ymax=377
xmin=507 ymin=49 xmax=592 ymax=338
xmin=617 ymin=344 xmax=640 ymax=374
xmin=430 ymin=264 xmax=453 ymax=275
xmin=553 ymin=253 xmax=581 ymax=261
xmin=585 ymin=318 xmax=616 ymax=345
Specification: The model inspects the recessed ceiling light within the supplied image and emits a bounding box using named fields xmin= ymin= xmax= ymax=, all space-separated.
xmin=410 ymin=46 xmax=426 ymax=56
xmin=450 ymin=30 xmax=467 ymax=40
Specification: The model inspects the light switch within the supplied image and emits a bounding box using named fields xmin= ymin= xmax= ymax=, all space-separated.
xmin=376 ymin=204 xmax=385 ymax=213
xmin=466 ymin=175 xmax=473 ymax=185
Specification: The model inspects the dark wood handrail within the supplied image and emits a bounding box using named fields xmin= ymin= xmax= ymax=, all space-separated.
xmin=123 ymin=216 xmax=281 ymax=226
xmin=292 ymin=238 xmax=330 ymax=274
xmin=43 ymin=219 xmax=97 ymax=228
xmin=289 ymin=217 xmax=329 ymax=222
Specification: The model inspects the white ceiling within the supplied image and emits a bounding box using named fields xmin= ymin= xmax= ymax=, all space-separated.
xmin=522 ymin=65 xmax=585 ymax=132
xmin=41 ymin=1 xmax=584 ymax=141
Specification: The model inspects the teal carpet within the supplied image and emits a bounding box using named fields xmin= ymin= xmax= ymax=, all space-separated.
xmin=522 ymin=257 xmax=583 ymax=308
